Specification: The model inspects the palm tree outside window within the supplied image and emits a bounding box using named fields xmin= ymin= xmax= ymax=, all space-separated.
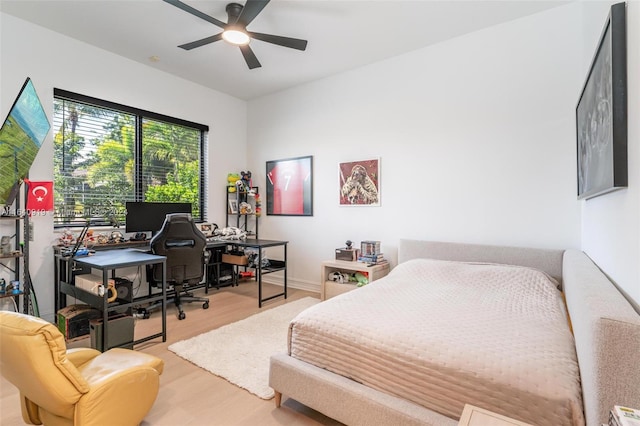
xmin=53 ymin=90 xmax=207 ymax=227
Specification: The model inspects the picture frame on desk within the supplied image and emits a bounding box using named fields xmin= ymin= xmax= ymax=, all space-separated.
xmin=228 ymin=199 xmax=238 ymax=214
xmin=198 ymin=223 xmax=214 ymax=237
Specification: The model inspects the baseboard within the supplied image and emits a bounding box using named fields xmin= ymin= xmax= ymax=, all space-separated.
xmin=262 ymin=276 xmax=320 ymax=293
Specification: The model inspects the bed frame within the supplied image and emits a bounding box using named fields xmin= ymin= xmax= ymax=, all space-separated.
xmin=269 ymin=239 xmax=640 ymax=426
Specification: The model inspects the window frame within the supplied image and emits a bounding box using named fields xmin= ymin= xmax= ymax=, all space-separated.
xmin=53 ymin=89 xmax=208 ymax=227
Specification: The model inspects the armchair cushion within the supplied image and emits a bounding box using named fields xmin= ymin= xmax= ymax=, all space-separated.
xmin=65 ymin=348 xmax=101 ymax=368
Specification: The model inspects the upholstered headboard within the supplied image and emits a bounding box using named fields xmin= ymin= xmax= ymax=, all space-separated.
xmin=398 ymin=239 xmax=564 ymax=284
xmin=562 ymin=249 xmax=640 ymax=426
xmin=397 ymin=239 xmax=640 ymax=426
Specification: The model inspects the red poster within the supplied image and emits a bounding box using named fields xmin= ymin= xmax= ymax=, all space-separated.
xmin=24 ymin=179 xmax=54 ymax=212
xmin=266 ymin=156 xmax=313 ymax=216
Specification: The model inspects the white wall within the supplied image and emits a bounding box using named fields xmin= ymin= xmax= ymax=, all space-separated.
xmin=3 ymin=1 xmax=638 ymax=319
xmin=0 ymin=13 xmax=248 ymax=321
xmin=248 ymin=4 xmax=584 ymax=292
xmin=579 ymin=1 xmax=640 ymax=306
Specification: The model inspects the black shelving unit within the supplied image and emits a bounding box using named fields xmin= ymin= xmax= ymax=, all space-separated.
xmin=0 ymin=190 xmax=30 ymax=314
xmin=225 ymin=186 xmax=259 ymax=238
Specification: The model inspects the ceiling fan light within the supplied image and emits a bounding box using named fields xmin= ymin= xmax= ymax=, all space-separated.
xmin=222 ymin=29 xmax=250 ymax=46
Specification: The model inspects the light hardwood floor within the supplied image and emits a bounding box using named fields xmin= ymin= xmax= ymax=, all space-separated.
xmin=0 ymin=283 xmax=343 ymax=426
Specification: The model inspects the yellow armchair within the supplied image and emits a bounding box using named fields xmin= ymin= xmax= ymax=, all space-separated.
xmin=0 ymin=311 xmax=164 ymax=426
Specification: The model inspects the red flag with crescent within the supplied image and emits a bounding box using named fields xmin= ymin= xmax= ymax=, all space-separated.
xmin=24 ymin=179 xmax=54 ymax=212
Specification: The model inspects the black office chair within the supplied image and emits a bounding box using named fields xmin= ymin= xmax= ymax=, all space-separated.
xmin=146 ymin=213 xmax=209 ymax=320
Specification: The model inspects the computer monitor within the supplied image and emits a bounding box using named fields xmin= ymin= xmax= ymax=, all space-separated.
xmin=125 ymin=202 xmax=192 ymax=235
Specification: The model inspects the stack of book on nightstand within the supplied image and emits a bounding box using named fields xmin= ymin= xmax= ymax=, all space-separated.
xmin=357 ymin=240 xmax=388 ymax=265
xmin=609 ymin=405 xmax=640 ymax=426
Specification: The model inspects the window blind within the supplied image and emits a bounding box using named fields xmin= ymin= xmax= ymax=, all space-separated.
xmin=53 ymin=90 xmax=207 ymax=227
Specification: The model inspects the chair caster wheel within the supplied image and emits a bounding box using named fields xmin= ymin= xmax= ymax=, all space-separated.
xmin=178 ymin=312 xmax=186 ymax=320
xmin=203 ymin=302 xmax=209 ymax=309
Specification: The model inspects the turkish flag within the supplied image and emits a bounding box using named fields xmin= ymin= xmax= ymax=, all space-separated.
xmin=24 ymin=179 xmax=54 ymax=212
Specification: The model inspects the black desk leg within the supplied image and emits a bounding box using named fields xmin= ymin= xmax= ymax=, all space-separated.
xmin=54 ymin=256 xmax=59 ymax=313
xmin=161 ymin=260 xmax=167 ymax=342
xmin=258 ymin=250 xmax=263 ymax=308
xmin=101 ymin=268 xmax=109 ymax=351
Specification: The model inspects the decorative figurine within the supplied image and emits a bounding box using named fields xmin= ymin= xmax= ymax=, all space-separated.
xmin=239 ymin=171 xmax=252 ymax=202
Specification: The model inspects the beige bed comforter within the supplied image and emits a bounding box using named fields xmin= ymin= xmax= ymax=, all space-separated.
xmin=288 ymin=259 xmax=585 ymax=425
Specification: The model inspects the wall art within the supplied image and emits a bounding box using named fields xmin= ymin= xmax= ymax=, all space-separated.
xmin=266 ymin=155 xmax=313 ymax=216
xmin=576 ymin=2 xmax=627 ymax=200
xmin=339 ymin=158 xmax=380 ymax=206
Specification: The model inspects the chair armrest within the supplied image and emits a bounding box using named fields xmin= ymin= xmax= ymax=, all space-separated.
xmin=66 ymin=348 xmax=101 ymax=368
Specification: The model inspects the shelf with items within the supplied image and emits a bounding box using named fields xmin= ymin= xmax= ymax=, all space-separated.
xmin=0 ymin=252 xmax=24 ymax=260
xmin=225 ymin=185 xmax=260 ymax=238
xmin=0 ymin=290 xmax=23 ymax=313
xmin=261 ymin=259 xmax=286 ymax=274
xmin=321 ymin=259 xmax=390 ymax=300
xmin=0 ymin=194 xmax=30 ymax=314
xmin=0 ymin=290 xmax=23 ymax=299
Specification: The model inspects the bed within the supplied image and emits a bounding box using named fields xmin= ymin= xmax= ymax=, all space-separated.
xmin=269 ymin=239 xmax=640 ymax=426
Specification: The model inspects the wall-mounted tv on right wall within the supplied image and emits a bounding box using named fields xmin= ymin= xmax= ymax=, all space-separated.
xmin=0 ymin=77 xmax=50 ymax=209
xmin=576 ymin=2 xmax=627 ymax=200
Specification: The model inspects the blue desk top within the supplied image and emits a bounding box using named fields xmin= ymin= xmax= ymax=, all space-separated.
xmin=73 ymin=248 xmax=165 ymax=269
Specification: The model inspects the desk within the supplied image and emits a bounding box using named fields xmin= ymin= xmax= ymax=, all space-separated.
xmin=208 ymin=239 xmax=288 ymax=307
xmin=55 ymin=249 xmax=167 ymax=351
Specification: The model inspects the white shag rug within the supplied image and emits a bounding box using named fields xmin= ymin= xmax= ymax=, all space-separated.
xmin=168 ymin=297 xmax=319 ymax=399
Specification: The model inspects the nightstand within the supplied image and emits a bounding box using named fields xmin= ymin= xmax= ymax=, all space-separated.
xmin=458 ymin=405 xmax=533 ymax=426
xmin=321 ymin=260 xmax=389 ymax=300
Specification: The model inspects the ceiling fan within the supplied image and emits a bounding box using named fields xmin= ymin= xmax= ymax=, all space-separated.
xmin=164 ymin=0 xmax=308 ymax=69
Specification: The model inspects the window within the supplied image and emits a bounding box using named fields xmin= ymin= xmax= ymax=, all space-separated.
xmin=53 ymin=90 xmax=207 ymax=227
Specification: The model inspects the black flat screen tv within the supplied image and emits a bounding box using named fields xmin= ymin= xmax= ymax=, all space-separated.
xmin=125 ymin=202 xmax=192 ymax=234
xmin=0 ymin=78 xmax=50 ymax=208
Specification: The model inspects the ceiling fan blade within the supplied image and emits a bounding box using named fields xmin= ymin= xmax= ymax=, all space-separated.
xmin=178 ymin=34 xmax=223 ymax=50
xmin=163 ymin=0 xmax=226 ymax=29
xmin=248 ymin=32 xmax=308 ymax=51
xmin=237 ymin=0 xmax=270 ymax=27
xmin=239 ymin=45 xmax=262 ymax=69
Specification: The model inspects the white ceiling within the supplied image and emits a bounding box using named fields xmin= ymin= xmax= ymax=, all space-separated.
xmin=1 ymin=0 xmax=569 ymax=100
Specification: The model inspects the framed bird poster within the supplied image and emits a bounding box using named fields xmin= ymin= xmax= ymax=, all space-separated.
xmin=266 ymin=155 xmax=313 ymax=216
xmin=339 ymin=158 xmax=380 ymax=206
